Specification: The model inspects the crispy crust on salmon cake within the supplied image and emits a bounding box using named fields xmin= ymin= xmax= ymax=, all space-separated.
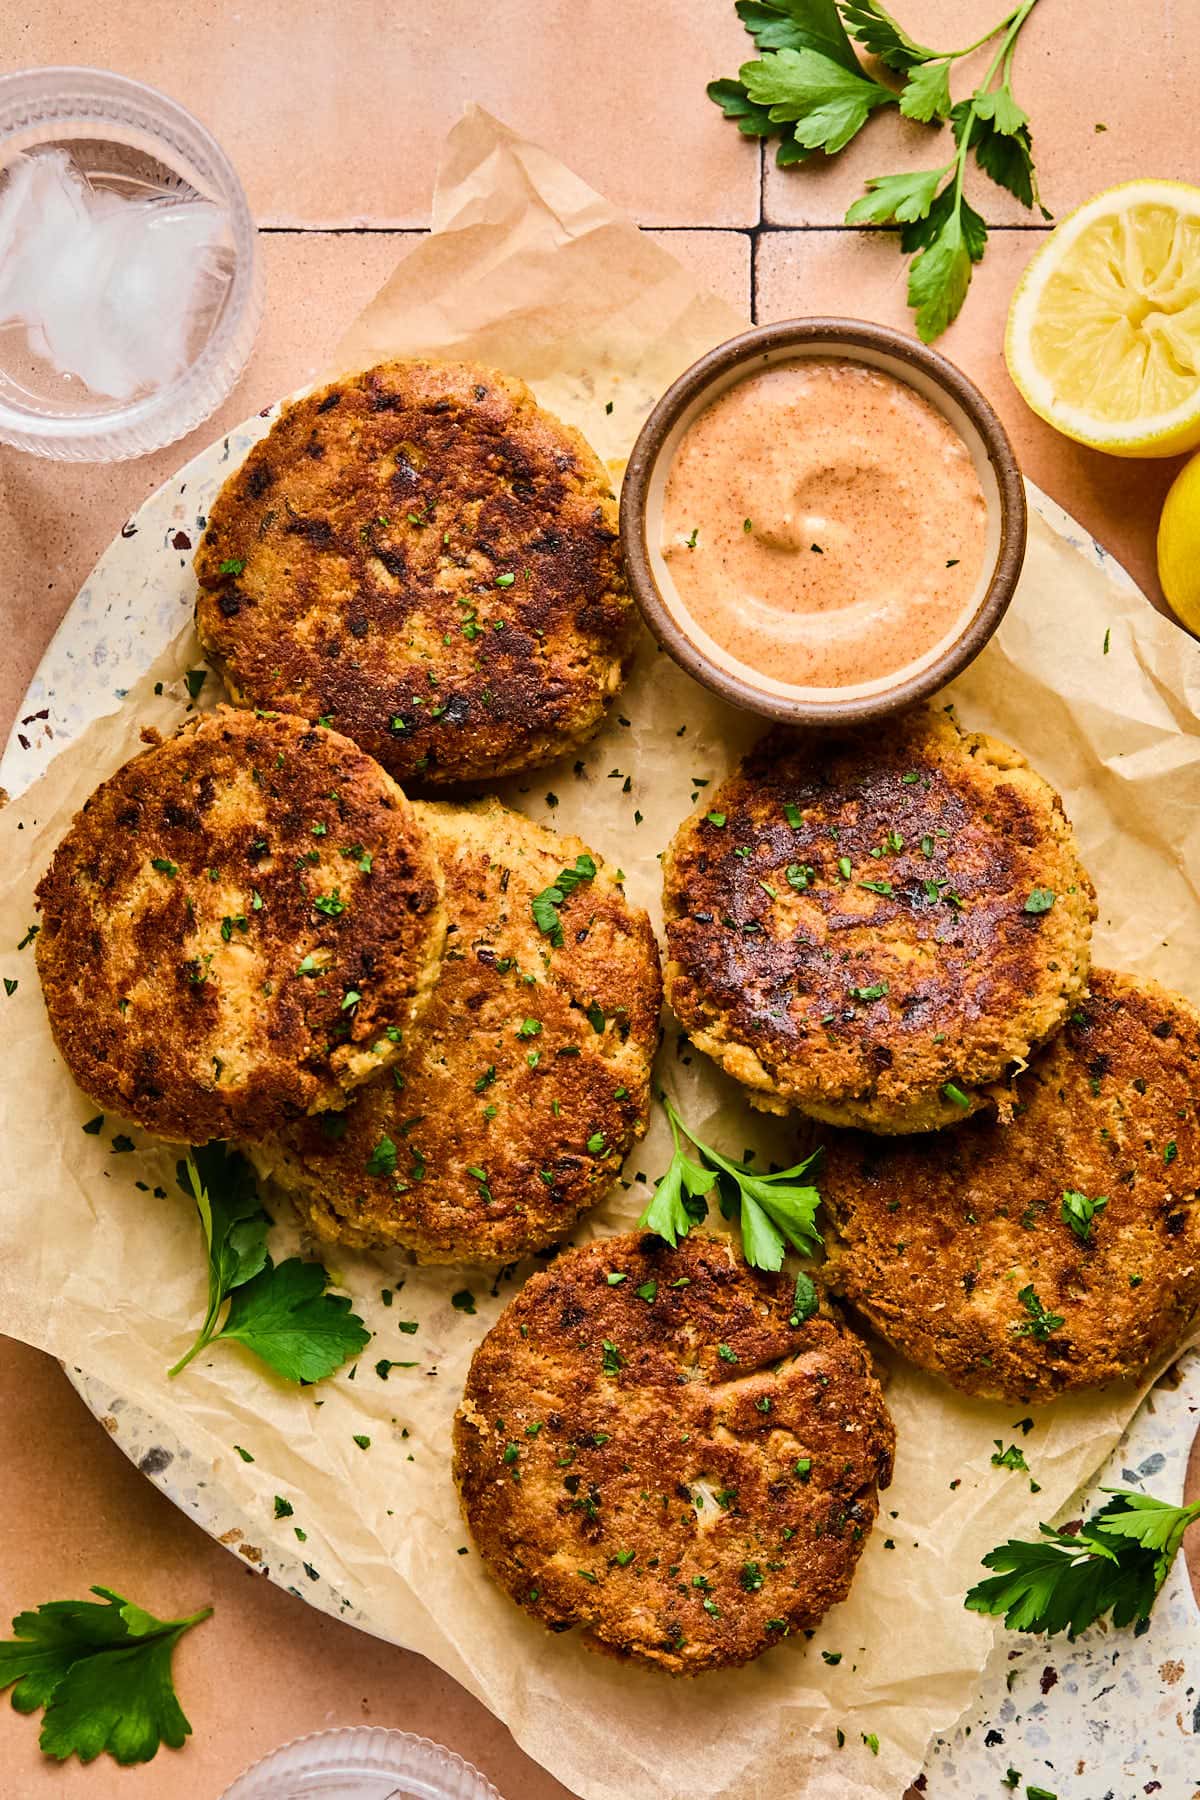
xmin=194 ymin=360 xmax=636 ymax=788
xmin=820 ymin=969 xmax=1200 ymax=1401
xmin=661 ymin=706 xmax=1096 ymax=1133
xmin=453 ymin=1231 xmax=895 ymax=1674
xmin=260 ymin=798 xmax=661 ymax=1263
xmin=35 ymin=706 xmax=445 ymax=1142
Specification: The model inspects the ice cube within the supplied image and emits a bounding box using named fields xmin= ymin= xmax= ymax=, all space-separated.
xmin=0 ymin=147 xmax=229 ymax=402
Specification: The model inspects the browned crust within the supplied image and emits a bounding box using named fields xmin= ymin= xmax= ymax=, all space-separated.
xmin=821 ymin=968 xmax=1200 ymax=1401
xmin=194 ymin=360 xmax=636 ymax=788
xmin=35 ymin=706 xmax=445 ymax=1143
xmin=453 ymin=1231 xmax=895 ymax=1674
xmin=261 ymin=798 xmax=662 ymax=1263
xmin=661 ymin=705 xmax=1096 ymax=1134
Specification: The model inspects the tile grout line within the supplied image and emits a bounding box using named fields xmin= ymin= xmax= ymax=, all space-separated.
xmin=256 ymin=221 xmax=1056 ymax=236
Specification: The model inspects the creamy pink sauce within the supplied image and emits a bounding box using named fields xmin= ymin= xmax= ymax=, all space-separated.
xmin=660 ymin=358 xmax=989 ymax=690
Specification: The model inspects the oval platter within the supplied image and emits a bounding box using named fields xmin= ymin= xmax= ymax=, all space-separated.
xmin=3 ymin=403 xmax=1198 ymax=1800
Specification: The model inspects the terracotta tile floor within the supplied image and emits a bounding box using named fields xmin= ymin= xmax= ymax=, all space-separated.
xmin=0 ymin=6 xmax=1195 ymax=1797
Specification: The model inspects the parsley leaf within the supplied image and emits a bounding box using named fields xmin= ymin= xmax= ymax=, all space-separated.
xmin=1061 ymin=1189 xmax=1108 ymax=1243
xmin=736 ymin=0 xmax=861 ymax=69
xmin=741 ymin=47 xmax=894 ymax=156
xmin=167 ymin=1146 xmax=367 ymax=1383
xmin=640 ymin=1097 xmax=823 ymax=1273
xmin=839 ymin=0 xmax=940 ymax=71
xmin=1012 ymin=1284 xmax=1065 ymax=1342
xmin=899 ymin=56 xmax=953 ymax=122
xmin=965 ymin=1488 xmax=1200 ymax=1638
xmin=845 ymin=166 xmax=948 ymax=227
xmin=531 ymin=853 xmax=597 ymax=948
xmin=905 ymin=179 xmax=988 ymax=343
xmin=0 ymin=1586 xmax=211 ymax=1765
xmin=639 ymin=1109 xmax=717 ymax=1247
xmin=217 ymin=1259 xmax=371 ymax=1384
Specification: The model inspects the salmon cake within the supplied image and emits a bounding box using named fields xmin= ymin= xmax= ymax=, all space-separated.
xmin=661 ymin=706 xmax=1095 ymax=1134
xmin=35 ymin=707 xmax=445 ymax=1144
xmin=260 ymin=798 xmax=661 ymax=1263
xmin=194 ymin=360 xmax=636 ymax=788
xmin=821 ymin=969 xmax=1200 ymax=1402
xmin=453 ymin=1231 xmax=895 ymax=1674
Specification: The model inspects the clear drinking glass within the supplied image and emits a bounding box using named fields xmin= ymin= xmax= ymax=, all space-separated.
xmin=218 ymin=1726 xmax=505 ymax=1800
xmin=0 ymin=66 xmax=261 ymax=460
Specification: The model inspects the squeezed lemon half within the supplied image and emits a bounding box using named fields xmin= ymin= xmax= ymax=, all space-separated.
xmin=1006 ymin=181 xmax=1200 ymax=458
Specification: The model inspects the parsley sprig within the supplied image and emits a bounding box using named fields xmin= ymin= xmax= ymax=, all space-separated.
xmin=638 ymin=1096 xmax=823 ymax=1271
xmin=966 ymin=1489 xmax=1200 ymax=1638
xmin=709 ymin=0 xmax=1047 ymax=340
xmin=0 ymin=1587 xmax=211 ymax=1765
xmin=168 ymin=1145 xmax=368 ymax=1383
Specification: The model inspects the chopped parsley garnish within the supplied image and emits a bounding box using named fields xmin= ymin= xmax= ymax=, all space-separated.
xmin=602 ymin=1340 xmax=624 ymax=1375
xmin=451 ymin=1290 xmax=477 ymax=1315
xmin=848 ymin=981 xmax=888 ymax=1001
xmin=517 ymin=1018 xmax=542 ymax=1039
xmin=531 ymin=853 xmax=597 ymax=946
xmin=1061 ymin=1189 xmax=1108 ymax=1242
xmin=365 ymin=1136 xmax=397 ymax=1178
xmin=313 ymin=891 xmax=346 ymax=917
xmin=789 ymin=1270 xmax=818 ymax=1326
xmin=991 ymin=1440 xmax=1029 ymax=1472
xmin=1024 ymin=887 xmax=1056 ymax=914
xmin=1012 ymin=1284 xmax=1065 ymax=1341
xmin=150 ymin=857 xmax=178 ymax=877
xmin=942 ymin=1082 xmax=972 ymax=1110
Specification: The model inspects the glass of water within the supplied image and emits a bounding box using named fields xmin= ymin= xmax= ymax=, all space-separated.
xmin=0 ymin=66 xmax=261 ymax=460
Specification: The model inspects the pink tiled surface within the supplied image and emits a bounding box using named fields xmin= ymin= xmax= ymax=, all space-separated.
xmin=0 ymin=7 xmax=1191 ymax=1798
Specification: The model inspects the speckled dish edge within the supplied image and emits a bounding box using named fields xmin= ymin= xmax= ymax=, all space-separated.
xmin=4 ymin=408 xmax=1197 ymax=1800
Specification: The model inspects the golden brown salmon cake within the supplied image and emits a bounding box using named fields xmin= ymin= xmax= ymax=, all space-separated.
xmin=453 ymin=1231 xmax=895 ymax=1674
xmin=35 ymin=707 xmax=445 ymax=1144
xmin=194 ymin=360 xmax=635 ymax=788
xmin=259 ymin=798 xmax=661 ymax=1263
xmin=661 ymin=706 xmax=1095 ymax=1134
xmin=820 ymin=969 xmax=1200 ymax=1402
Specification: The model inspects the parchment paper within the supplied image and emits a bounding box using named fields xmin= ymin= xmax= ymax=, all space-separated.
xmin=2 ymin=108 xmax=1199 ymax=1800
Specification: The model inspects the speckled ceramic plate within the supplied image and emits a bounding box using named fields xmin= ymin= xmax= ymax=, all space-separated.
xmin=4 ymin=409 xmax=1199 ymax=1800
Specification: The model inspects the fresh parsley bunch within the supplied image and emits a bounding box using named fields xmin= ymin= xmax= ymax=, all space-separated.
xmin=966 ymin=1489 xmax=1200 ymax=1638
xmin=168 ymin=1143 xmax=369 ymax=1383
xmin=0 ymin=1587 xmax=211 ymax=1765
xmin=709 ymin=0 xmax=1049 ymax=340
xmin=638 ymin=1095 xmax=823 ymax=1272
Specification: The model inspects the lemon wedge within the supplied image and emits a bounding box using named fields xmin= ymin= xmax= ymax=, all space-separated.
xmin=1006 ymin=181 xmax=1200 ymax=457
xmin=1157 ymin=450 xmax=1200 ymax=633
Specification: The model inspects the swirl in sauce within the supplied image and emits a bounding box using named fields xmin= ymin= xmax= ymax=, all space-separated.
xmin=660 ymin=358 xmax=989 ymax=692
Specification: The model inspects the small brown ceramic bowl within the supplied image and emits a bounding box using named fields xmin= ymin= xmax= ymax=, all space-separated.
xmin=619 ymin=318 xmax=1027 ymax=725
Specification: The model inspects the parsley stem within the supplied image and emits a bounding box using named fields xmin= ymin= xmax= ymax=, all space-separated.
xmin=166 ymin=1317 xmax=218 ymax=1379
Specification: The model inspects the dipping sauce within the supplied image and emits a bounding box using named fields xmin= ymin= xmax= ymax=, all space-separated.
xmin=660 ymin=358 xmax=989 ymax=692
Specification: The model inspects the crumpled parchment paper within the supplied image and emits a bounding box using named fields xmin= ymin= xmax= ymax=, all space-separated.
xmin=1 ymin=107 xmax=1198 ymax=1800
